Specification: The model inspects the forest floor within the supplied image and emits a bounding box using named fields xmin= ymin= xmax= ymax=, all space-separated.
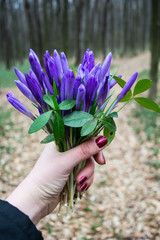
xmin=0 ymin=52 xmax=160 ymax=240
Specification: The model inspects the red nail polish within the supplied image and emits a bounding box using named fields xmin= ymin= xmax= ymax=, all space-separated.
xmin=80 ymin=183 xmax=87 ymax=191
xmin=96 ymin=136 xmax=108 ymax=148
xmin=79 ymin=176 xmax=87 ymax=185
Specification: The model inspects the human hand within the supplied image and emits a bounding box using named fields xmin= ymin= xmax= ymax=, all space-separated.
xmin=7 ymin=136 xmax=107 ymax=225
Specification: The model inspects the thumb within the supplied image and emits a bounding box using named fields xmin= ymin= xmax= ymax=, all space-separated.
xmin=62 ymin=136 xmax=108 ymax=170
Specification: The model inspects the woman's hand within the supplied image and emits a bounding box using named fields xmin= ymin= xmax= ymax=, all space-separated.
xmin=7 ymin=136 xmax=107 ymax=225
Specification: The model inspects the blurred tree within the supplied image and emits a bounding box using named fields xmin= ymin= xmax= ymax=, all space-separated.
xmin=43 ymin=0 xmax=48 ymax=52
xmin=123 ymin=0 xmax=128 ymax=55
xmin=62 ymin=0 xmax=69 ymax=55
xmin=24 ymin=0 xmax=35 ymax=50
xmin=149 ymin=0 xmax=160 ymax=100
xmin=75 ymin=0 xmax=84 ymax=65
xmin=34 ymin=0 xmax=43 ymax=65
xmin=1 ymin=0 xmax=11 ymax=69
xmin=101 ymin=0 xmax=109 ymax=59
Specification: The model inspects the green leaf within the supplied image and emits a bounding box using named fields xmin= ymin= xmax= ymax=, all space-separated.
xmin=134 ymin=97 xmax=160 ymax=113
xmin=133 ymin=79 xmax=152 ymax=96
xmin=63 ymin=111 xmax=94 ymax=127
xmin=53 ymin=111 xmax=65 ymax=143
xmin=103 ymin=128 xmax=115 ymax=146
xmin=59 ymin=99 xmax=76 ymax=110
xmin=52 ymin=95 xmax=60 ymax=110
xmin=80 ymin=119 xmax=97 ymax=136
xmin=41 ymin=134 xmax=55 ymax=144
xmin=29 ymin=110 xmax=52 ymax=134
xmin=108 ymin=112 xmax=118 ymax=118
xmin=114 ymin=76 xmax=132 ymax=102
xmin=53 ymin=78 xmax=59 ymax=96
xmin=100 ymin=116 xmax=117 ymax=132
xmin=43 ymin=95 xmax=55 ymax=109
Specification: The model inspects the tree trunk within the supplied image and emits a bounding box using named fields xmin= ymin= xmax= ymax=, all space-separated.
xmin=149 ymin=0 xmax=160 ymax=100
xmin=75 ymin=0 xmax=84 ymax=65
xmin=62 ymin=0 xmax=69 ymax=55
xmin=102 ymin=0 xmax=109 ymax=59
xmin=123 ymin=0 xmax=128 ymax=55
xmin=34 ymin=0 xmax=43 ymax=65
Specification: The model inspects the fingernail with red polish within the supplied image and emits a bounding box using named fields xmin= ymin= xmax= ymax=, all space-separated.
xmin=79 ymin=176 xmax=87 ymax=185
xmin=80 ymin=183 xmax=87 ymax=192
xmin=96 ymin=136 xmax=108 ymax=148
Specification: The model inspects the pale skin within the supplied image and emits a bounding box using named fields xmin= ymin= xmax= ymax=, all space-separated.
xmin=7 ymin=136 xmax=107 ymax=225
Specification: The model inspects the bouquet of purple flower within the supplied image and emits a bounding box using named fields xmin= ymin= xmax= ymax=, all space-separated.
xmin=6 ymin=49 xmax=160 ymax=213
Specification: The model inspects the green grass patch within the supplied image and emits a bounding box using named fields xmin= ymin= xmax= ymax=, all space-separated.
xmin=0 ymin=60 xmax=30 ymax=88
xmin=0 ymin=106 xmax=14 ymax=136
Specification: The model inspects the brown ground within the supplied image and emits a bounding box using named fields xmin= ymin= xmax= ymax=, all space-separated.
xmin=0 ymin=52 xmax=160 ymax=240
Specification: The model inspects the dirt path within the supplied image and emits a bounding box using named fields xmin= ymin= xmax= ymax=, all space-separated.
xmin=1 ymin=52 xmax=160 ymax=240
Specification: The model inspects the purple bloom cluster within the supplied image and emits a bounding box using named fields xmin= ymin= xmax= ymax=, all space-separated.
xmin=6 ymin=49 xmax=138 ymax=119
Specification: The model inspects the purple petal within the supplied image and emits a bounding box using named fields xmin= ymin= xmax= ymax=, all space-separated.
xmin=82 ymin=49 xmax=95 ymax=72
xmin=14 ymin=67 xmax=27 ymax=86
xmin=73 ymin=76 xmax=82 ymax=97
xmin=29 ymin=49 xmax=43 ymax=85
xmin=6 ymin=91 xmax=34 ymax=120
xmin=75 ymin=84 xmax=86 ymax=110
xmin=110 ymin=75 xmax=122 ymax=89
xmin=61 ymin=52 xmax=69 ymax=74
xmin=54 ymin=50 xmax=63 ymax=78
xmin=48 ymin=57 xmax=60 ymax=92
xmin=65 ymin=69 xmax=75 ymax=100
xmin=40 ymin=71 xmax=53 ymax=95
xmin=99 ymin=52 xmax=112 ymax=82
xmin=15 ymin=80 xmax=37 ymax=104
xmin=97 ymin=76 xmax=110 ymax=109
xmin=85 ymin=75 xmax=99 ymax=112
xmin=60 ymin=75 xmax=66 ymax=102
xmin=118 ymin=72 xmax=138 ymax=101
xmin=25 ymin=73 xmax=44 ymax=106
xmin=44 ymin=51 xmax=53 ymax=84
xmin=108 ymin=72 xmax=138 ymax=115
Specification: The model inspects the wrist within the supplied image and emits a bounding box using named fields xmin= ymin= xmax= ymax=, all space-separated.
xmin=6 ymin=175 xmax=43 ymax=225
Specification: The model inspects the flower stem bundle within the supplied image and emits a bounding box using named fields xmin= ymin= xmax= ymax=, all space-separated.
xmin=7 ymin=49 xmax=160 ymax=213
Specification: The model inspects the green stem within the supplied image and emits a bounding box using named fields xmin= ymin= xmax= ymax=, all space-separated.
xmin=117 ymin=98 xmax=132 ymax=113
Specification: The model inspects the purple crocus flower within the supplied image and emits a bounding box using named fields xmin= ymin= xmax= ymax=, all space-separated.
xmin=82 ymin=49 xmax=95 ymax=72
xmin=47 ymin=57 xmax=60 ymax=92
xmin=85 ymin=75 xmax=99 ymax=112
xmin=61 ymin=52 xmax=69 ymax=74
xmin=54 ymin=50 xmax=63 ymax=78
xmin=89 ymin=63 xmax=101 ymax=77
xmin=73 ymin=76 xmax=82 ymax=97
xmin=99 ymin=52 xmax=112 ymax=82
xmin=6 ymin=91 xmax=34 ymax=120
xmin=75 ymin=84 xmax=86 ymax=110
xmin=60 ymin=75 xmax=66 ymax=102
xmin=15 ymin=80 xmax=37 ymax=104
xmin=65 ymin=69 xmax=75 ymax=100
xmin=108 ymin=72 xmax=138 ymax=114
xmin=14 ymin=67 xmax=28 ymax=86
xmin=97 ymin=76 xmax=110 ymax=110
xmin=25 ymin=73 xmax=44 ymax=106
xmin=40 ymin=71 xmax=53 ymax=95
xmin=29 ymin=49 xmax=43 ymax=85
xmin=44 ymin=51 xmax=53 ymax=84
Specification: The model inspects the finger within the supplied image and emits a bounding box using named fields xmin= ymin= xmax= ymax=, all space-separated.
xmin=62 ymin=136 xmax=108 ymax=170
xmin=77 ymin=174 xmax=94 ymax=192
xmin=76 ymin=157 xmax=95 ymax=185
xmin=93 ymin=151 xmax=106 ymax=165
